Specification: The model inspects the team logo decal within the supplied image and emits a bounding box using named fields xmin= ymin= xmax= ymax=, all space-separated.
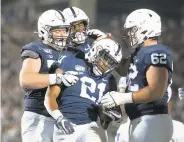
xmin=75 ymin=65 xmax=85 ymax=72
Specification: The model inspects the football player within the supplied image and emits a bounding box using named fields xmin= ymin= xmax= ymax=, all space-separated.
xmin=101 ymin=9 xmax=174 ymax=142
xmin=19 ymin=10 xmax=78 ymax=142
xmin=44 ymin=38 xmax=123 ymax=142
xmin=115 ymin=87 xmax=184 ymax=142
xmin=115 ymin=119 xmax=184 ymax=142
xmin=62 ymin=7 xmax=107 ymax=53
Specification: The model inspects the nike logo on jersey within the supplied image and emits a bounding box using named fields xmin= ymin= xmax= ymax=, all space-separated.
xmin=58 ymin=56 xmax=67 ymax=63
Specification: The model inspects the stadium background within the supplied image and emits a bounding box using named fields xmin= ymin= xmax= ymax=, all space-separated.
xmin=2 ymin=0 xmax=184 ymax=141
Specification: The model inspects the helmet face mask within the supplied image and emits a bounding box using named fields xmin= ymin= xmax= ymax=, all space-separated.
xmin=93 ymin=49 xmax=118 ymax=75
xmin=122 ymin=26 xmax=139 ymax=50
xmin=63 ymin=7 xmax=89 ymax=46
xmin=68 ymin=20 xmax=88 ymax=45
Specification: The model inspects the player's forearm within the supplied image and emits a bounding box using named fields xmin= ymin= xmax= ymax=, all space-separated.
xmin=132 ymin=86 xmax=165 ymax=103
xmin=44 ymin=94 xmax=59 ymax=114
xmin=44 ymin=86 xmax=62 ymax=120
xmin=19 ymin=72 xmax=50 ymax=89
xmin=19 ymin=72 xmax=63 ymax=89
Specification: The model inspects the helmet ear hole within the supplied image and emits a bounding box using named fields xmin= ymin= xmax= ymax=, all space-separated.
xmin=41 ymin=30 xmax=44 ymax=34
xmin=41 ymin=36 xmax=44 ymax=40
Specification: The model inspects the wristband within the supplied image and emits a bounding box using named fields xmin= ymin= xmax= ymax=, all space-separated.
xmin=49 ymin=74 xmax=63 ymax=85
xmin=52 ymin=110 xmax=63 ymax=120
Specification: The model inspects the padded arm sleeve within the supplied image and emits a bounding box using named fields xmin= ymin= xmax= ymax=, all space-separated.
xmin=21 ymin=50 xmax=40 ymax=60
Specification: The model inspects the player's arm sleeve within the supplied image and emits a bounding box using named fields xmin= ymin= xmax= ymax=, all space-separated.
xmin=132 ymin=50 xmax=173 ymax=103
xmin=144 ymin=51 xmax=173 ymax=72
xmin=21 ymin=50 xmax=40 ymax=60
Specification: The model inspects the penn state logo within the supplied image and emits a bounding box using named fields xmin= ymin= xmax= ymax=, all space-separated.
xmin=75 ymin=65 xmax=85 ymax=72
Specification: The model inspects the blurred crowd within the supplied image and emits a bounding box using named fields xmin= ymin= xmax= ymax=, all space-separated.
xmin=2 ymin=2 xmax=184 ymax=142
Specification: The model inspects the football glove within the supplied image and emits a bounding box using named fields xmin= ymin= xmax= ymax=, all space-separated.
xmin=56 ymin=116 xmax=75 ymax=135
xmin=49 ymin=61 xmax=79 ymax=86
xmin=101 ymin=91 xmax=133 ymax=109
xmin=97 ymin=104 xmax=122 ymax=129
xmin=87 ymin=29 xmax=106 ymax=40
xmin=49 ymin=71 xmax=79 ymax=87
xmin=60 ymin=71 xmax=79 ymax=87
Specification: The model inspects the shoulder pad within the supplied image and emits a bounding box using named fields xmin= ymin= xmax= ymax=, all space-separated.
xmin=143 ymin=46 xmax=173 ymax=72
xmin=21 ymin=50 xmax=39 ymax=60
xmin=144 ymin=44 xmax=171 ymax=55
xmin=22 ymin=42 xmax=40 ymax=50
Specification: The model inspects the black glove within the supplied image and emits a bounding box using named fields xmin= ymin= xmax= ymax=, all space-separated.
xmin=87 ymin=29 xmax=106 ymax=40
xmin=97 ymin=104 xmax=122 ymax=129
xmin=56 ymin=116 xmax=75 ymax=135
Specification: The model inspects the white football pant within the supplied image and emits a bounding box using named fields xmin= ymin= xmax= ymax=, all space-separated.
xmin=115 ymin=114 xmax=173 ymax=142
xmin=21 ymin=111 xmax=55 ymax=142
xmin=53 ymin=121 xmax=108 ymax=142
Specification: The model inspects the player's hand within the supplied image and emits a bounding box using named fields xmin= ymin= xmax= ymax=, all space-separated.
xmin=59 ymin=71 xmax=79 ymax=87
xmin=56 ymin=116 xmax=75 ymax=135
xmin=62 ymin=71 xmax=79 ymax=87
xmin=98 ymin=104 xmax=123 ymax=129
xmin=98 ymin=105 xmax=122 ymax=120
xmin=101 ymin=91 xmax=133 ymax=109
xmin=87 ymin=29 xmax=106 ymax=40
xmin=97 ymin=104 xmax=113 ymax=129
xmin=96 ymin=33 xmax=114 ymax=41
